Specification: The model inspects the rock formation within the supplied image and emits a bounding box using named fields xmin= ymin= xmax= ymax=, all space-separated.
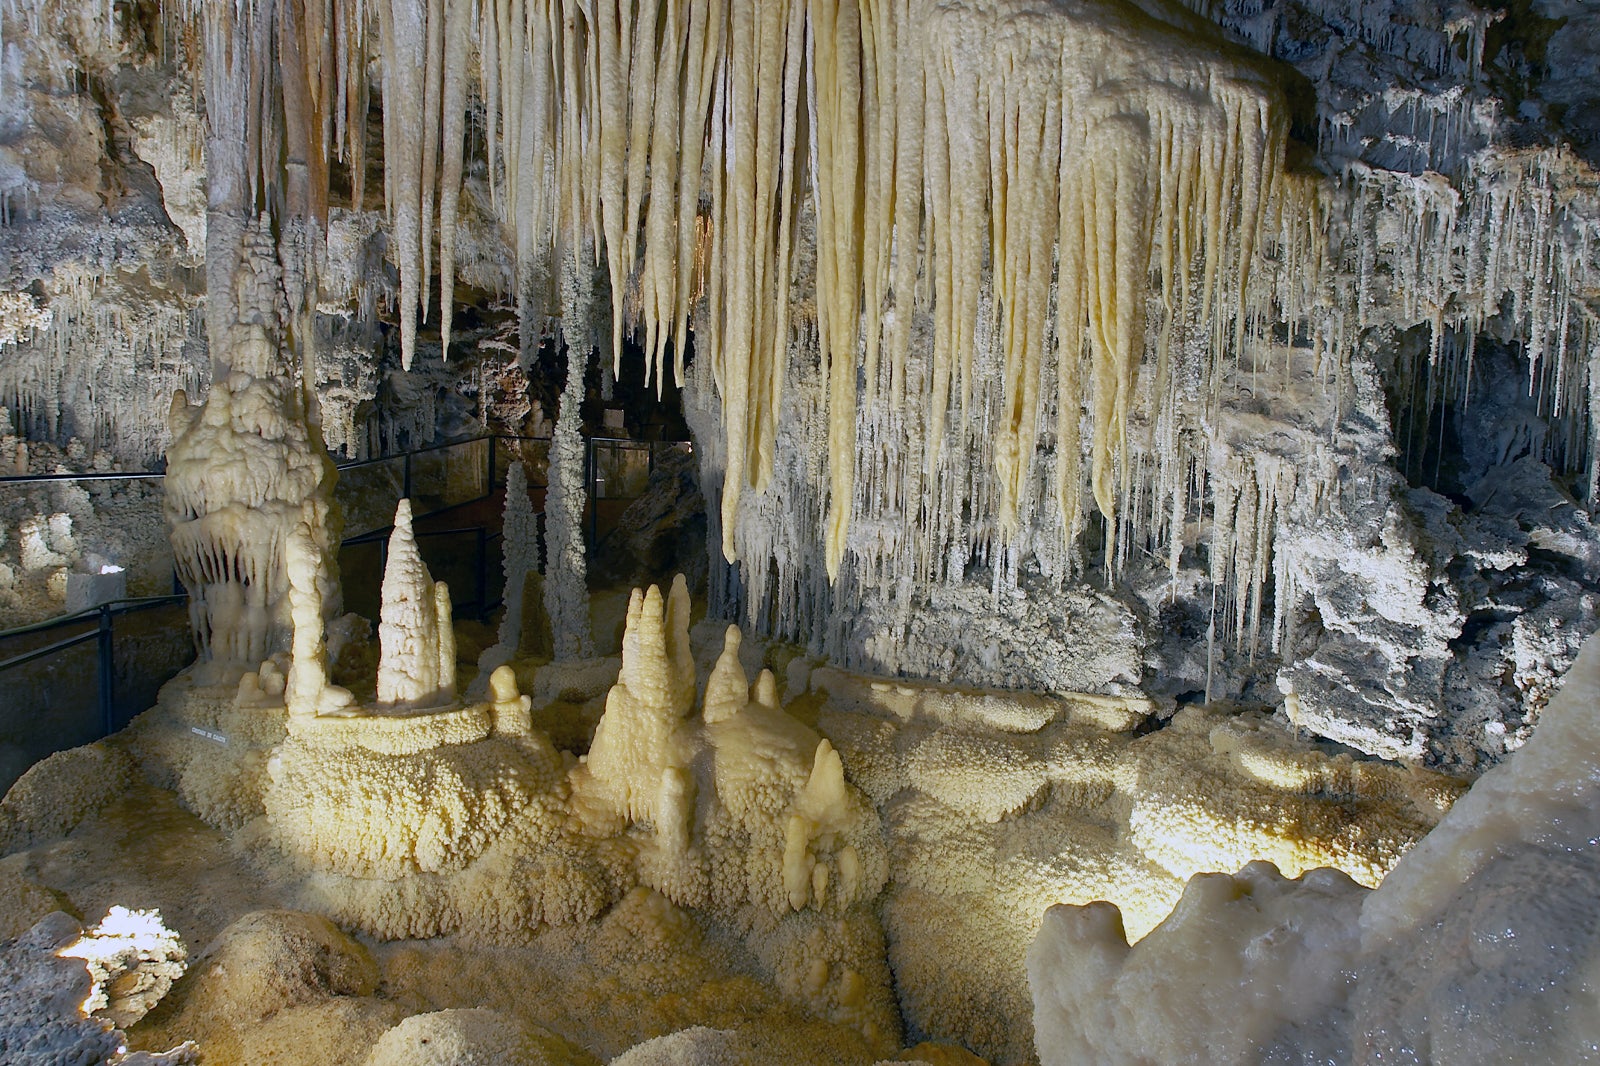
xmin=375 ymin=500 xmax=455 ymax=709
xmin=473 ymin=459 xmax=539 ymax=688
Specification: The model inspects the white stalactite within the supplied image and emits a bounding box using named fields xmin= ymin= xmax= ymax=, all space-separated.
xmin=350 ymin=0 xmax=1597 ymax=651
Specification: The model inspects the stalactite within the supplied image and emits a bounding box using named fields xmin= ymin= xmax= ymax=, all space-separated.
xmin=143 ymin=0 xmax=1594 ymax=667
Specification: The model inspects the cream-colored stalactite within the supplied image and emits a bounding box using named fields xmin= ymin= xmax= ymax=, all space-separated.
xmin=991 ymin=42 xmax=1061 ymax=540
xmin=595 ymin=0 xmax=631 ymax=363
xmin=855 ymin=0 xmax=894 ymax=404
xmin=637 ymin=0 xmax=684 ymax=391
xmin=812 ymin=0 xmax=865 ymax=582
xmin=620 ymin=0 xmax=661 ymax=365
xmin=670 ymin=0 xmax=722 ymax=378
xmin=709 ymin=0 xmax=805 ymax=564
xmin=375 ymin=0 xmax=1290 ymax=582
xmin=436 ymin=0 xmax=474 ymax=356
xmin=378 ymin=0 xmax=475 ymax=368
xmin=381 ymin=0 xmax=426 ymax=370
xmin=912 ymin=3 xmax=1289 ymax=558
xmin=884 ymin=0 xmax=924 ymax=407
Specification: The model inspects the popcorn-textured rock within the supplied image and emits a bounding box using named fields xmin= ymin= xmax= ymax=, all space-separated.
xmin=0 ymin=741 xmax=134 ymax=853
xmin=264 ymin=729 xmax=561 ymax=879
xmin=178 ymin=910 xmax=379 ymax=1025
xmin=365 ymin=1009 xmax=600 ymax=1066
xmin=0 ymin=912 xmax=196 ymax=1065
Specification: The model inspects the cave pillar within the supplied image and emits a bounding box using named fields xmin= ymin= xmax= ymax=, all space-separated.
xmin=163 ymin=0 xmax=342 ymax=679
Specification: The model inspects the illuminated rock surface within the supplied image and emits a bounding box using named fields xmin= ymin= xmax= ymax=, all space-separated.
xmin=1 ymin=586 xmax=1472 ymax=1063
xmin=2 ymin=0 xmax=1600 ymax=1060
xmin=1028 ymin=632 xmax=1600 ymax=1065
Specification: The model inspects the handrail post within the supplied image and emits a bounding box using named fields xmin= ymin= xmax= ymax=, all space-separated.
xmin=97 ymin=604 xmax=115 ymax=736
xmin=476 ymin=526 xmax=489 ymax=620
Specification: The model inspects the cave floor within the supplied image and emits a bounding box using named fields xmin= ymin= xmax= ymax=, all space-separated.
xmin=2 ymin=782 xmax=894 ymax=1064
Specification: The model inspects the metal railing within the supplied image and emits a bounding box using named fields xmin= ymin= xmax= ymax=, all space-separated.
xmin=0 ymin=430 xmax=684 ymax=787
xmin=585 ymin=437 xmax=692 ymax=547
xmin=0 ymin=595 xmax=188 ymax=738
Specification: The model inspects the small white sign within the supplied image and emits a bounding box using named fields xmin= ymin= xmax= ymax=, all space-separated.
xmin=189 ymin=726 xmax=228 ymax=745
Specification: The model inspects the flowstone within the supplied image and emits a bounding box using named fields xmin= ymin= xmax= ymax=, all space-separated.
xmin=1027 ymin=632 xmax=1600 ymax=1066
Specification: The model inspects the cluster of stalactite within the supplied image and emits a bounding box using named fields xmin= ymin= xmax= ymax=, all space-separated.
xmin=311 ymin=0 xmax=1300 ymax=589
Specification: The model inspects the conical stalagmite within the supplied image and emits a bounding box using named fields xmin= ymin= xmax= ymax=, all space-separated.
xmin=376 ymin=498 xmax=455 ymax=708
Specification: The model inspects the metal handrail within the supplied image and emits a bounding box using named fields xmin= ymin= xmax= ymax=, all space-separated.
xmin=0 ymin=430 xmax=687 ymax=745
xmin=0 ymin=469 xmax=167 ymax=486
xmin=0 ymin=595 xmax=188 ymax=736
xmin=0 ymin=595 xmax=187 ymax=644
xmin=585 ymin=437 xmax=692 ymax=546
xmin=0 ymin=433 xmax=558 ymax=486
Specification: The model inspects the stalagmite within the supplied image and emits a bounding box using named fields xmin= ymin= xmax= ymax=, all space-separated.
xmin=164 ymin=217 xmax=343 ymax=674
xmin=284 ymin=519 xmax=356 ymax=718
xmin=160 ymin=0 xmax=347 ymax=678
xmin=575 ymin=577 xmax=696 ymax=828
xmin=487 ymin=663 xmax=534 ymax=736
xmin=473 ymin=460 xmax=540 ymax=690
xmin=375 ymin=498 xmax=455 ymax=708
xmin=544 ymin=318 xmax=594 ymax=661
xmin=434 ymin=579 xmax=457 ymax=702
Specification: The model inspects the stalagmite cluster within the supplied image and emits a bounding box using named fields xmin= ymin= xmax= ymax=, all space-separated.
xmin=571 ymin=576 xmax=884 ymax=917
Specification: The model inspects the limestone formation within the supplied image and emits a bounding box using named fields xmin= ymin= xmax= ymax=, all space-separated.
xmin=544 ymin=319 xmax=595 ymax=662
xmin=4 ymin=0 xmax=1600 ymax=1062
xmin=1027 ymin=631 xmax=1600 ymax=1065
xmin=375 ymin=500 xmax=456 ymax=709
xmin=473 ymin=460 xmax=540 ymax=690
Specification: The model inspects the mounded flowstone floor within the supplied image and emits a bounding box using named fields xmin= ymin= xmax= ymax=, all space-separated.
xmin=0 ymin=589 xmax=1459 ymax=1066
